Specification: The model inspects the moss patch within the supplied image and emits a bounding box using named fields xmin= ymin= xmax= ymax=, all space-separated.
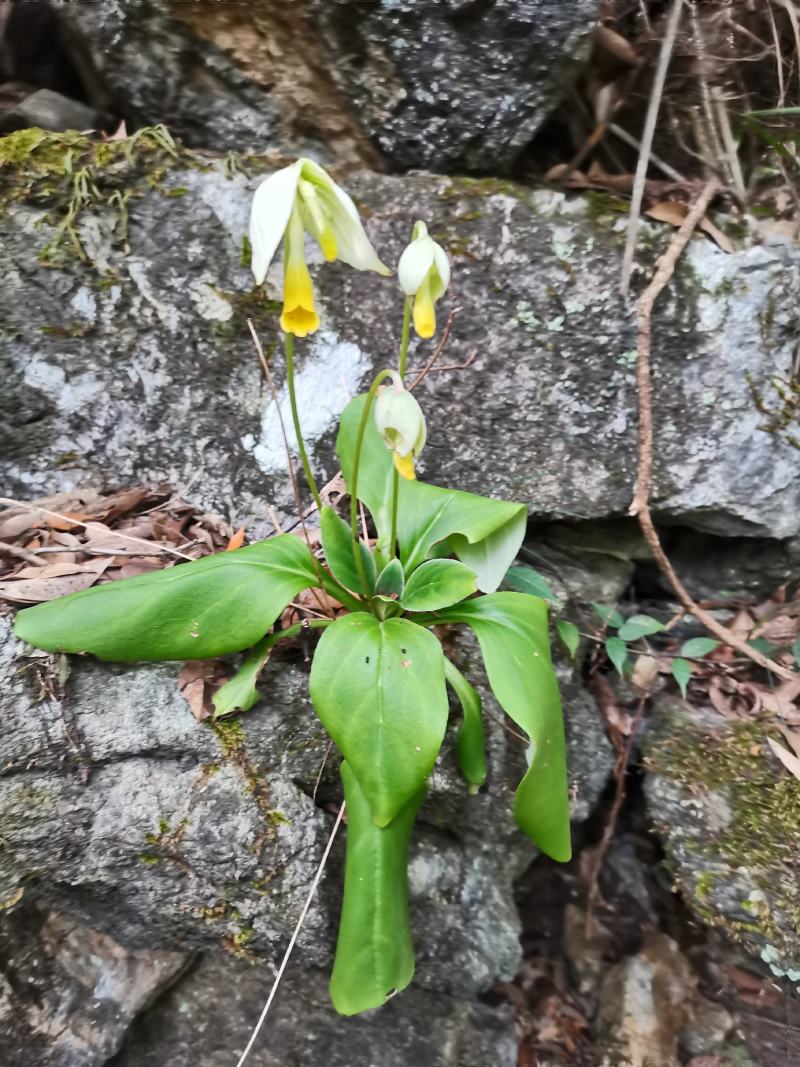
xmin=647 ymin=716 xmax=800 ymax=961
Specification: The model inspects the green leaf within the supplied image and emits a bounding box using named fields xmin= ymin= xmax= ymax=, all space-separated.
xmin=617 ymin=614 xmax=664 ymax=641
xmin=504 ymin=565 xmax=556 ymax=602
xmin=671 ymin=657 xmax=692 ymax=699
xmin=680 ymin=637 xmax=721 ymax=658
xmin=444 ymin=657 xmax=486 ymax=792
xmin=592 ymin=603 xmax=623 ymax=629
xmin=375 ymin=558 xmax=405 ymax=598
xmin=605 ymin=636 xmax=628 ymax=676
xmin=399 ymin=559 xmax=477 ymax=613
xmin=555 ymin=620 xmax=580 ymax=659
xmin=309 ymin=614 xmax=448 ymax=826
xmin=330 ymin=761 xmax=423 ymax=1016
xmin=212 ymin=637 xmax=271 ymax=718
xmin=793 ymin=636 xmax=800 ymax=665
xmin=433 ymin=593 xmax=570 ymax=862
xmin=747 ymin=637 xmax=774 ymax=655
xmin=13 ymin=535 xmax=319 ymax=662
xmin=320 ymin=506 xmax=375 ymax=595
xmin=337 ymin=395 xmax=527 ymax=592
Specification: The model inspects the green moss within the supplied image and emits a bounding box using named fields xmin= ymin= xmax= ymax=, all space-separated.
xmin=649 ymin=717 xmax=800 ymax=951
xmin=233 ymin=925 xmax=255 ymax=947
xmin=583 ymin=189 xmax=629 ymax=224
xmin=213 ymin=718 xmax=246 ymax=759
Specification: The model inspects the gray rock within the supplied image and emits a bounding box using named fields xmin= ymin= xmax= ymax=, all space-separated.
xmin=113 ymin=951 xmax=517 ymax=1067
xmin=645 ymin=703 xmax=800 ymax=983
xmin=3 ymin=157 xmax=798 ymax=539
xmin=48 ymin=0 xmax=378 ymax=163
xmin=0 ymin=607 xmax=610 ymax=1061
xmin=0 ymin=89 xmax=105 ymax=136
xmin=308 ymin=0 xmax=600 ymax=171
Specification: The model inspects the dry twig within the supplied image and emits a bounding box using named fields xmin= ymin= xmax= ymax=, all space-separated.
xmin=629 ymin=179 xmax=798 ymax=684
xmin=620 ymin=0 xmax=685 ymax=296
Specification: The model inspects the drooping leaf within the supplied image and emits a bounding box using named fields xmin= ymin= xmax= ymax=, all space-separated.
xmin=329 ymin=761 xmax=423 ymax=1016
xmin=212 ymin=636 xmax=271 ymax=718
xmin=555 ymin=620 xmax=580 ymax=659
xmin=680 ymin=637 xmax=721 ymax=658
xmin=504 ymin=564 xmax=556 ymax=603
xmin=375 ymin=558 xmax=405 ymax=598
xmin=444 ymin=657 xmax=486 ymax=792
xmin=320 ymin=506 xmax=375 ymax=595
xmin=671 ymin=657 xmax=693 ymax=698
xmin=592 ymin=602 xmax=623 ymax=629
xmin=337 ymin=395 xmax=527 ymax=592
xmin=309 ymin=613 xmax=448 ymax=826
xmin=605 ymin=636 xmax=628 ymax=676
xmin=399 ymin=559 xmax=477 ymax=613
xmin=617 ymin=614 xmax=664 ymax=641
xmin=433 ymin=593 xmax=570 ymax=862
xmin=13 ymin=535 xmax=319 ymax=662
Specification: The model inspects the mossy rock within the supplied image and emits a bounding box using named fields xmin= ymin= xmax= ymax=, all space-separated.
xmin=646 ymin=705 xmax=800 ymax=980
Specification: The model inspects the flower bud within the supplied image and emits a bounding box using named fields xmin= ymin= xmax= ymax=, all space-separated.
xmin=374 ymin=372 xmax=427 ymax=480
xmin=397 ymin=220 xmax=451 ymax=339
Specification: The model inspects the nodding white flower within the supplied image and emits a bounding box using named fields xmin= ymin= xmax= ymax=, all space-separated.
xmin=397 ymin=220 xmax=451 ymax=340
xmin=374 ymin=371 xmax=427 ymax=480
xmin=249 ymin=158 xmax=390 ymax=337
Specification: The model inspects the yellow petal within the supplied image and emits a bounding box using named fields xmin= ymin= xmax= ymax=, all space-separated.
xmin=393 ymin=451 xmax=416 ymax=480
xmin=281 ymin=258 xmax=320 ymax=337
xmin=412 ymin=278 xmax=436 ymax=339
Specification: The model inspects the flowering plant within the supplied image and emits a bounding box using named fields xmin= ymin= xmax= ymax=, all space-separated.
xmin=14 ymin=159 xmax=570 ymax=1016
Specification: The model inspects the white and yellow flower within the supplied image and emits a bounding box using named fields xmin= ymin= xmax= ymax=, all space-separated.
xmin=374 ymin=372 xmax=427 ymax=480
xmin=249 ymin=158 xmax=390 ymax=337
xmin=397 ymin=220 xmax=451 ymax=339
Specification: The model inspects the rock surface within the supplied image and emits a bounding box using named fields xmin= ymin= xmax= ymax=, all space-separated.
xmin=646 ymin=703 xmax=800 ymax=983
xmin=49 ymin=0 xmax=376 ymax=164
xmin=0 ymin=608 xmax=610 ymax=1063
xmin=3 ymin=149 xmax=799 ymax=540
xmin=307 ymin=0 xmax=600 ymax=171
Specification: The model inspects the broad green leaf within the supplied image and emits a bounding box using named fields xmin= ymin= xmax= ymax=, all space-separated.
xmin=375 ymin=558 xmax=404 ymax=598
xmin=671 ymin=657 xmax=692 ymax=698
xmin=337 ymin=395 xmax=527 ymax=592
xmin=433 ymin=593 xmax=570 ymax=862
xmin=320 ymin=506 xmax=375 ymax=595
xmin=444 ymin=657 xmax=486 ymax=792
xmin=399 ymin=559 xmax=477 ymax=613
xmin=212 ymin=637 xmax=271 ymax=718
xmin=309 ymin=614 xmax=447 ymax=826
xmin=555 ymin=620 xmax=580 ymax=659
xmin=504 ymin=565 xmax=556 ymax=602
xmin=605 ymin=636 xmax=628 ymax=676
xmin=680 ymin=637 xmax=721 ymax=658
xmin=747 ymin=637 xmax=774 ymax=655
xmin=330 ymin=761 xmax=423 ymax=1016
xmin=617 ymin=614 xmax=664 ymax=641
xmin=592 ymin=603 xmax=623 ymax=629
xmin=13 ymin=535 xmax=318 ymax=662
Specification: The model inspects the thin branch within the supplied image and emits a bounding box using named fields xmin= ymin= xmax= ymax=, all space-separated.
xmin=408 ymin=304 xmax=460 ymax=391
xmin=620 ymin=0 xmax=685 ymax=296
xmin=0 ymin=540 xmax=48 ymax=566
xmin=0 ymin=499 xmax=194 ymax=561
xmin=235 ymin=802 xmax=345 ymax=1067
xmin=608 ymin=123 xmax=685 ymax=182
xmin=629 ymin=179 xmax=798 ymax=684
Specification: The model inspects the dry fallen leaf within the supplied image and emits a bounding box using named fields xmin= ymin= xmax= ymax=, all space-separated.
xmin=0 ymin=559 xmax=110 ymax=603
xmin=645 ymin=200 xmax=735 ymax=253
xmin=226 ymin=527 xmax=246 ymax=551
xmin=632 ymin=654 xmax=660 ymax=694
xmin=178 ymin=660 xmax=228 ymax=722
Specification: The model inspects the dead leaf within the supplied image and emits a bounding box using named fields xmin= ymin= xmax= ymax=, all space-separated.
xmin=226 ymin=527 xmax=246 ymax=551
xmin=592 ymin=24 xmax=641 ymax=67
xmin=178 ymin=660 xmax=227 ymax=722
xmin=632 ymin=654 xmax=660 ymax=694
xmin=766 ymin=736 xmax=800 ymax=781
xmin=0 ymin=559 xmax=110 ymax=603
xmin=645 ymin=200 xmax=734 ymax=253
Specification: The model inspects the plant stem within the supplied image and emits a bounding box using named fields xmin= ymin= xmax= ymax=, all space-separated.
xmin=389 ymin=297 xmax=413 ymax=559
xmin=284 ymin=332 xmax=323 ymax=513
xmin=350 ymin=368 xmax=394 ymax=601
xmin=267 ymin=617 xmax=333 ymax=649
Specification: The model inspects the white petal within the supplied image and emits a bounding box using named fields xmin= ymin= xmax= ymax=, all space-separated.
xmin=397 ymin=237 xmax=436 ymax=295
xmin=302 ymin=160 xmax=389 ymax=274
xmin=249 ymin=162 xmax=302 ymax=283
xmin=430 ymin=242 xmax=451 ymax=301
